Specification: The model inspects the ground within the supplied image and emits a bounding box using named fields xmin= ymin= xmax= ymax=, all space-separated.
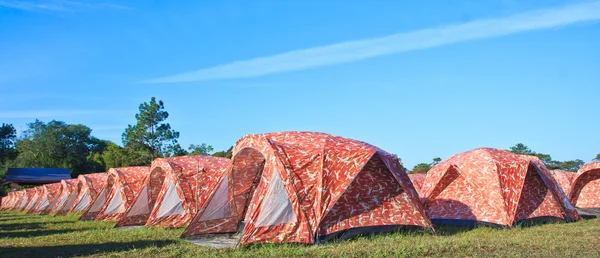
xmin=0 ymin=211 xmax=599 ymax=257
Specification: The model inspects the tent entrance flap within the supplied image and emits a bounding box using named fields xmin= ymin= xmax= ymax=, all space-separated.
xmin=104 ymin=187 xmax=126 ymax=215
xmin=128 ymin=185 xmax=150 ymax=217
xmin=156 ymin=181 xmax=185 ymax=218
xmin=88 ymin=189 xmax=107 ymax=213
xmin=199 ymin=175 xmax=231 ymax=221
xmin=254 ymin=168 xmax=296 ymax=227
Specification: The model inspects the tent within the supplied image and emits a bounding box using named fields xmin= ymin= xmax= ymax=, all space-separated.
xmin=116 ymin=156 xmax=231 ymax=228
xmin=18 ymin=190 xmax=31 ymax=211
xmin=18 ymin=188 xmax=35 ymax=211
xmin=181 ymin=132 xmax=431 ymax=246
xmin=1 ymin=192 xmax=15 ymax=210
xmin=49 ymin=179 xmax=79 ymax=215
xmin=30 ymin=183 xmax=60 ymax=214
xmin=408 ymin=174 xmax=426 ymax=194
xmin=549 ymin=170 xmax=577 ymax=197
xmin=570 ymin=162 xmax=600 ymax=209
xmin=24 ymin=186 xmax=44 ymax=213
xmin=36 ymin=183 xmax=63 ymax=214
xmin=69 ymin=173 xmax=108 ymax=214
xmin=420 ymin=148 xmax=580 ymax=227
xmin=91 ymin=166 xmax=150 ymax=222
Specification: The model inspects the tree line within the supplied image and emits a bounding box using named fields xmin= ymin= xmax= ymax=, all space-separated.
xmin=409 ymin=143 xmax=599 ymax=174
xmin=1 ymin=97 xmax=598 ymax=184
xmin=0 ymin=97 xmax=232 ymax=191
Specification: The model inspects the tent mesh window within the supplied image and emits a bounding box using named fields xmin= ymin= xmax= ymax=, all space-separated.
xmin=73 ymin=191 xmax=91 ymax=212
xmin=255 ymin=168 xmax=296 ymax=227
xmin=104 ymin=187 xmax=126 ymax=215
xmin=88 ymin=189 xmax=107 ymax=213
xmin=156 ymin=181 xmax=185 ymax=218
xmin=127 ymin=185 xmax=150 ymax=217
xmin=37 ymin=196 xmax=50 ymax=211
xmin=61 ymin=192 xmax=78 ymax=212
xmin=199 ymin=175 xmax=231 ymax=221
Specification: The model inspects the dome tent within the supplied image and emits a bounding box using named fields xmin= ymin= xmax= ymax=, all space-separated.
xmin=91 ymin=166 xmax=150 ymax=222
xmin=570 ymin=162 xmax=600 ymax=210
xmin=181 ymin=132 xmax=432 ymax=247
xmin=24 ymin=186 xmax=43 ymax=213
xmin=49 ymin=178 xmax=80 ymax=215
xmin=69 ymin=173 xmax=108 ymax=214
xmin=420 ymin=148 xmax=580 ymax=227
xmin=33 ymin=182 xmax=62 ymax=214
xmin=19 ymin=188 xmax=36 ymax=211
xmin=549 ymin=170 xmax=577 ymax=198
xmin=116 ymin=156 xmax=230 ymax=228
xmin=408 ymin=173 xmax=426 ymax=194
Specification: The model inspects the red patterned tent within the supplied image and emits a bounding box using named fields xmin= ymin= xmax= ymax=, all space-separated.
xmin=117 ymin=156 xmax=231 ymax=228
xmin=32 ymin=183 xmax=62 ymax=214
xmin=570 ymin=162 xmax=600 ymax=208
xmin=420 ymin=148 xmax=580 ymax=227
xmin=181 ymin=132 xmax=431 ymax=246
xmin=549 ymin=170 xmax=577 ymax=198
xmin=24 ymin=186 xmax=44 ymax=213
xmin=92 ymin=166 xmax=150 ymax=222
xmin=15 ymin=190 xmax=31 ymax=211
xmin=49 ymin=179 xmax=79 ymax=215
xmin=408 ymin=174 xmax=427 ymax=194
xmin=69 ymin=173 xmax=108 ymax=214
xmin=1 ymin=192 xmax=15 ymax=210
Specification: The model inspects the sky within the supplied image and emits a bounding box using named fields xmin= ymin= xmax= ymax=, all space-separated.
xmin=0 ymin=0 xmax=599 ymax=168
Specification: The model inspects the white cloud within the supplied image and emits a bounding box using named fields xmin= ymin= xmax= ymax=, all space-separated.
xmin=142 ymin=1 xmax=600 ymax=83
xmin=0 ymin=0 xmax=130 ymax=12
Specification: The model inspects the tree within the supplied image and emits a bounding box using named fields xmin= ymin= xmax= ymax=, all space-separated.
xmin=508 ymin=143 xmax=582 ymax=172
xmin=122 ymin=97 xmax=180 ymax=160
xmin=212 ymin=146 xmax=233 ymax=159
xmin=411 ymin=157 xmax=442 ymax=174
xmin=188 ymin=144 xmax=214 ymax=155
xmin=594 ymin=154 xmax=600 ymax=162
xmin=0 ymin=123 xmax=17 ymax=164
xmin=101 ymin=142 xmax=152 ymax=169
xmin=411 ymin=163 xmax=432 ymax=174
xmin=546 ymin=159 xmax=585 ymax=172
xmin=14 ymin=120 xmax=103 ymax=177
xmin=508 ymin=143 xmax=535 ymax=155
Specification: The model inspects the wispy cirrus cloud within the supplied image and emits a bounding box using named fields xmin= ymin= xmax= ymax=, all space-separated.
xmin=142 ymin=1 xmax=600 ymax=84
xmin=0 ymin=0 xmax=130 ymax=12
xmin=0 ymin=110 xmax=125 ymax=119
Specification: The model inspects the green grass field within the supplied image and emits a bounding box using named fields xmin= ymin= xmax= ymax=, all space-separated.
xmin=1 ymin=211 xmax=599 ymax=257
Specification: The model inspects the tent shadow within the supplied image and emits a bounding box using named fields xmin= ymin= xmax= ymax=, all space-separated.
xmin=0 ymin=221 xmax=73 ymax=231
xmin=0 ymin=240 xmax=178 ymax=258
xmin=0 ymin=229 xmax=90 ymax=239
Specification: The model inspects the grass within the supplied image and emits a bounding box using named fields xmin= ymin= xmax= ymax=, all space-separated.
xmin=1 ymin=211 xmax=599 ymax=257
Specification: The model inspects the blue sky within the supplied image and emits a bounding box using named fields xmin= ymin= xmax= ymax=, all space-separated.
xmin=0 ymin=0 xmax=599 ymax=168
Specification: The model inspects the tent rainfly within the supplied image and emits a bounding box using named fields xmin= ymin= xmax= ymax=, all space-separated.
xmin=19 ymin=188 xmax=37 ymax=211
xmin=0 ymin=192 xmax=16 ymax=210
xmin=14 ymin=190 xmax=29 ymax=211
xmin=69 ymin=173 xmax=108 ymax=214
xmin=89 ymin=166 xmax=150 ymax=222
xmin=549 ymin=170 xmax=577 ymax=198
xmin=32 ymin=182 xmax=62 ymax=214
xmin=570 ymin=162 xmax=600 ymax=209
xmin=49 ymin=179 xmax=80 ymax=215
xmin=117 ymin=156 xmax=231 ymax=228
xmin=181 ymin=132 xmax=432 ymax=247
xmin=24 ymin=186 xmax=44 ymax=213
xmin=420 ymin=148 xmax=581 ymax=227
xmin=408 ymin=173 xmax=426 ymax=195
